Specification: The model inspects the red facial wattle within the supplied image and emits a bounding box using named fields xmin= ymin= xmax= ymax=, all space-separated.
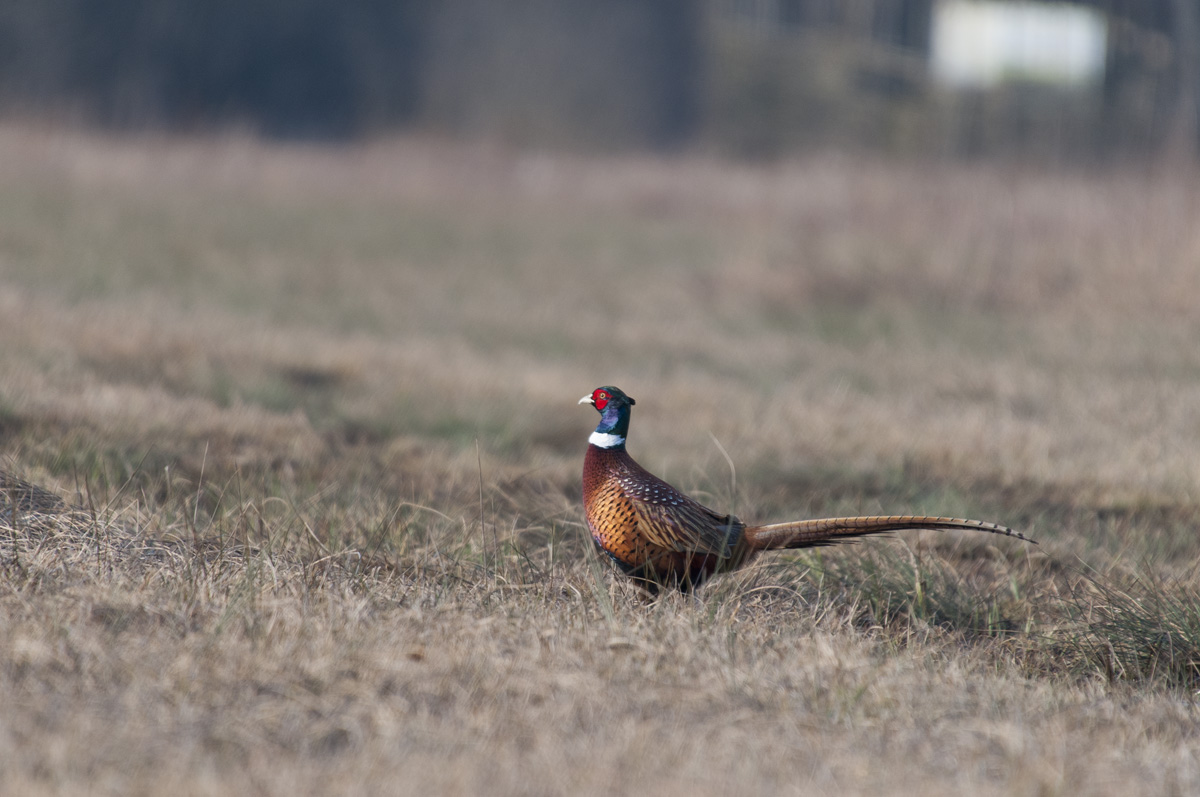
xmin=592 ymin=390 xmax=609 ymax=410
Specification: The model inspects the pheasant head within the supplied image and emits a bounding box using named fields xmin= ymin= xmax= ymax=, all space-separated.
xmin=579 ymin=386 xmax=636 ymax=449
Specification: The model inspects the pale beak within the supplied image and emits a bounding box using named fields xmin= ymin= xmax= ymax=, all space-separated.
xmin=578 ymin=395 xmax=594 ymax=405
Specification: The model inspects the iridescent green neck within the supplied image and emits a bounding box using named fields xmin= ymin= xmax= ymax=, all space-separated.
xmin=590 ymin=403 xmax=631 ymax=449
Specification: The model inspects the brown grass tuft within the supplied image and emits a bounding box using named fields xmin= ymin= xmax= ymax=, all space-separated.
xmin=1 ymin=127 xmax=1199 ymax=794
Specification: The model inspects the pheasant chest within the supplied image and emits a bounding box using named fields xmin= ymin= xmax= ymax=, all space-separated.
xmin=582 ymin=446 xmax=653 ymax=568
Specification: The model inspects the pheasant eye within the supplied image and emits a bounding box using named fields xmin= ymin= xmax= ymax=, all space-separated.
xmin=594 ymin=390 xmax=608 ymax=409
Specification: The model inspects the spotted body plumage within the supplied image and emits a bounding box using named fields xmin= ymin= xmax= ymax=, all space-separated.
xmin=582 ymin=443 xmax=748 ymax=586
xmin=579 ymin=386 xmax=1034 ymax=591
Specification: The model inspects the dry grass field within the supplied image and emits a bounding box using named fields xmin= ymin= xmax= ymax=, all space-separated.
xmin=1 ymin=125 xmax=1199 ymax=795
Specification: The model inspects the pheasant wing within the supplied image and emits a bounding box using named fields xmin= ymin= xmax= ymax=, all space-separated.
xmin=615 ymin=463 xmax=742 ymax=557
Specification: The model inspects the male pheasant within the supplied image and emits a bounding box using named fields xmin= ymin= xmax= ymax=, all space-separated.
xmin=580 ymin=386 xmax=1032 ymax=590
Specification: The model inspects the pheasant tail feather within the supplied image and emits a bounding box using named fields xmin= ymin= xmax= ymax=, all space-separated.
xmin=743 ymin=515 xmax=1034 ymax=551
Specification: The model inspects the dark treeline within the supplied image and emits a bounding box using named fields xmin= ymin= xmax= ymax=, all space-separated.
xmin=0 ymin=0 xmax=427 ymax=138
xmin=0 ymin=0 xmax=1194 ymax=158
xmin=0 ymin=0 xmax=698 ymax=146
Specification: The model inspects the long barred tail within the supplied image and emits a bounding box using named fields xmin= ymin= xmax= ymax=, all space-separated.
xmin=743 ymin=515 xmax=1034 ymax=551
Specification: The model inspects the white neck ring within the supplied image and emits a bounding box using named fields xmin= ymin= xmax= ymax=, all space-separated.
xmin=589 ymin=431 xmax=625 ymax=448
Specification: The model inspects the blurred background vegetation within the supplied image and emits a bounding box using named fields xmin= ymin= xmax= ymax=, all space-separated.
xmin=0 ymin=0 xmax=1195 ymax=161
